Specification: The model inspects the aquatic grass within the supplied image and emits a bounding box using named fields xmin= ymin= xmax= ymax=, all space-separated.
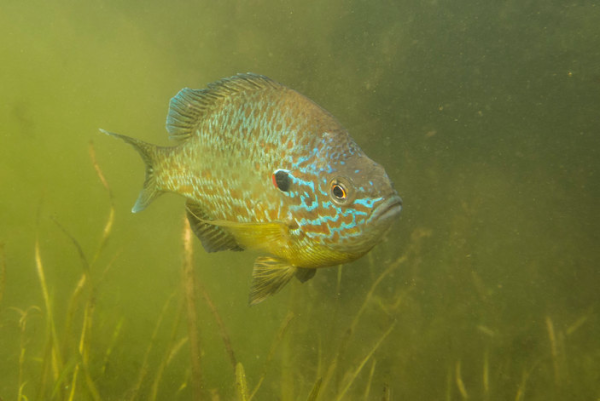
xmin=34 ymin=233 xmax=64 ymax=400
xmin=69 ymin=304 xmax=102 ymax=401
xmin=249 ymin=310 xmax=294 ymax=400
xmin=545 ymin=316 xmax=560 ymax=386
xmin=127 ymin=292 xmax=176 ymax=401
xmin=235 ymin=362 xmax=250 ymax=401
xmin=149 ymin=304 xmax=186 ymax=401
xmin=382 ymin=382 xmax=391 ymax=401
xmin=455 ymin=359 xmax=468 ymax=399
xmin=334 ymin=323 xmax=395 ymax=401
xmin=181 ymin=217 xmax=204 ymax=400
xmin=23 ymin=152 xmax=426 ymax=401
xmin=362 ymin=359 xmax=376 ymax=401
xmin=101 ymin=318 xmax=123 ymax=376
xmin=12 ymin=306 xmax=42 ymax=401
xmin=11 ymin=143 xmax=234 ymax=400
xmin=53 ymin=142 xmax=119 ymax=401
xmin=4 ymin=142 xmax=598 ymax=401
xmin=320 ymin=227 xmax=431 ymax=398
xmin=483 ymin=348 xmax=489 ymax=401
xmin=514 ymin=360 xmax=542 ymax=401
xmin=305 ymin=377 xmax=322 ymax=401
xmin=88 ymin=141 xmax=115 ymax=265
xmin=13 ymin=141 xmax=117 ymax=401
xmin=23 ymin=207 xmax=592 ymax=401
xmin=0 ymin=242 xmax=5 ymax=308
xmin=196 ymin=270 xmax=237 ymax=372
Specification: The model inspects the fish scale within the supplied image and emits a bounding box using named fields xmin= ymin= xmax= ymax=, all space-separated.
xmin=102 ymin=73 xmax=402 ymax=304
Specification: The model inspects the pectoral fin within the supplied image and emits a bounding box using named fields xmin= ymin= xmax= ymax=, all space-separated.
xmin=204 ymin=219 xmax=289 ymax=251
xmin=185 ymin=198 xmax=290 ymax=252
xmin=186 ymin=201 xmax=243 ymax=252
xmin=250 ymin=257 xmax=297 ymax=305
xmin=295 ymin=267 xmax=316 ymax=283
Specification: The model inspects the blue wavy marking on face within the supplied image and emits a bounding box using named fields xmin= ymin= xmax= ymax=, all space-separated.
xmin=318 ymin=181 xmax=328 ymax=196
xmin=353 ymin=197 xmax=383 ymax=209
xmin=299 ymin=209 xmax=340 ymax=225
xmin=278 ymin=172 xmax=315 ymax=197
xmin=299 ymin=191 xmax=319 ymax=212
xmin=291 ymin=147 xmax=318 ymax=169
xmin=292 ymin=154 xmax=313 ymax=169
xmin=316 ymin=199 xmax=369 ymax=217
xmin=329 ymin=218 xmax=361 ymax=238
xmin=297 ymin=201 xmax=370 ymax=240
xmin=291 ymin=174 xmax=315 ymax=192
xmin=278 ymin=171 xmax=322 ymax=213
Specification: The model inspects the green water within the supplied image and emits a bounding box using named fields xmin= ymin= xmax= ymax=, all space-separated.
xmin=1 ymin=1 xmax=598 ymax=400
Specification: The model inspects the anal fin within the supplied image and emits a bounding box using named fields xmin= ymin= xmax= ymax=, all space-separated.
xmin=186 ymin=200 xmax=243 ymax=253
xmin=250 ymin=257 xmax=297 ymax=305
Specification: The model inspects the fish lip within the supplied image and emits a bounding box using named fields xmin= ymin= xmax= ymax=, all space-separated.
xmin=371 ymin=195 xmax=403 ymax=221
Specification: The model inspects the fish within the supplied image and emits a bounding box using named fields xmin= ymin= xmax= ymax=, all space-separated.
xmin=102 ymin=73 xmax=402 ymax=304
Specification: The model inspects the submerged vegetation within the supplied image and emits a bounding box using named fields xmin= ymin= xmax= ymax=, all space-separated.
xmin=1 ymin=143 xmax=597 ymax=400
xmin=3 ymin=142 xmax=415 ymax=400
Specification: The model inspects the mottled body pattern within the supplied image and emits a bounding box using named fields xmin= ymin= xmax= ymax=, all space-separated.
xmin=103 ymin=73 xmax=402 ymax=304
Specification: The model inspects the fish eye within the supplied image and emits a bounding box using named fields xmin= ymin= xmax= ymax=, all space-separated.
xmin=272 ymin=169 xmax=291 ymax=192
xmin=329 ymin=177 xmax=353 ymax=205
xmin=332 ymin=183 xmax=346 ymax=199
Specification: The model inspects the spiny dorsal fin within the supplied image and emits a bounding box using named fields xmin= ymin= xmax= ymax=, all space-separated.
xmin=166 ymin=73 xmax=281 ymax=141
xmin=186 ymin=201 xmax=243 ymax=253
xmin=250 ymin=257 xmax=297 ymax=305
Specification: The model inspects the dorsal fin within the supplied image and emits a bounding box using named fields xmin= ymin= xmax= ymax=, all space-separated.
xmin=165 ymin=73 xmax=280 ymax=141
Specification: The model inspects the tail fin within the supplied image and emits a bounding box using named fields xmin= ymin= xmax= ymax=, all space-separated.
xmin=100 ymin=129 xmax=162 ymax=213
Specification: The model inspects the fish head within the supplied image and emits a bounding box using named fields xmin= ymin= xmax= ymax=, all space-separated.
xmin=275 ymin=131 xmax=402 ymax=262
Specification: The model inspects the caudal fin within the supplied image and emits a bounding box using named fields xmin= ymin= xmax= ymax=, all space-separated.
xmin=100 ymin=129 xmax=162 ymax=213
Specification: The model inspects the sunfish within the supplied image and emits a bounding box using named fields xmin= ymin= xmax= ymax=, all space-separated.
xmin=102 ymin=73 xmax=402 ymax=304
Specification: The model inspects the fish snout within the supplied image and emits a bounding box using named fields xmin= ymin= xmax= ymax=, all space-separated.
xmin=371 ymin=194 xmax=402 ymax=222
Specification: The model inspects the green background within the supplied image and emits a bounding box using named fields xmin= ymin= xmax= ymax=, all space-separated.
xmin=1 ymin=0 xmax=598 ymax=400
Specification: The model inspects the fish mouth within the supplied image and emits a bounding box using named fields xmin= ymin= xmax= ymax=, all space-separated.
xmin=371 ymin=195 xmax=403 ymax=221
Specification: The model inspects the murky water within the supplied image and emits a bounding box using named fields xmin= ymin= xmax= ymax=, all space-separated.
xmin=1 ymin=1 xmax=598 ymax=400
